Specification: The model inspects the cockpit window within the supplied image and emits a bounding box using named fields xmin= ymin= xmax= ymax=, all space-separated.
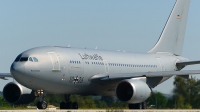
xmin=29 ymin=57 xmax=33 ymax=62
xmin=14 ymin=54 xmax=22 ymax=62
xmin=20 ymin=57 xmax=28 ymax=61
xmin=33 ymin=57 xmax=39 ymax=62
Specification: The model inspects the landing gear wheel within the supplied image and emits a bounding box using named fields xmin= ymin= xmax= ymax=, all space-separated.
xmin=37 ymin=102 xmax=41 ymax=109
xmin=66 ymin=102 xmax=73 ymax=109
xmin=41 ymin=101 xmax=47 ymax=109
xmin=72 ymin=102 xmax=78 ymax=109
xmin=129 ymin=103 xmax=142 ymax=109
xmin=37 ymin=101 xmax=47 ymax=109
xmin=60 ymin=102 xmax=66 ymax=109
xmin=60 ymin=95 xmax=79 ymax=109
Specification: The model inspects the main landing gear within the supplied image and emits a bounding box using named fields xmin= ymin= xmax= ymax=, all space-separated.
xmin=35 ymin=90 xmax=48 ymax=109
xmin=60 ymin=94 xmax=78 ymax=109
xmin=129 ymin=102 xmax=147 ymax=109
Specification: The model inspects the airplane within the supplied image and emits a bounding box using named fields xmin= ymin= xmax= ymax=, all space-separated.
xmin=0 ymin=0 xmax=199 ymax=110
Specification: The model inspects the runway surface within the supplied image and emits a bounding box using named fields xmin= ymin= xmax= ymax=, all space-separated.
xmin=0 ymin=109 xmax=200 ymax=112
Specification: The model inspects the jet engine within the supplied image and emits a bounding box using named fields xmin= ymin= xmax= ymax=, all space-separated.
xmin=116 ymin=78 xmax=151 ymax=103
xmin=3 ymin=82 xmax=36 ymax=104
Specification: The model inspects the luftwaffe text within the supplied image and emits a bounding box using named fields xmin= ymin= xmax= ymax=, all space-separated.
xmin=78 ymin=53 xmax=103 ymax=60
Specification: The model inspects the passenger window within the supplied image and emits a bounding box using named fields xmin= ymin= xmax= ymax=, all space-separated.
xmin=20 ymin=57 xmax=28 ymax=61
xmin=29 ymin=57 xmax=33 ymax=62
xmin=33 ymin=57 xmax=39 ymax=62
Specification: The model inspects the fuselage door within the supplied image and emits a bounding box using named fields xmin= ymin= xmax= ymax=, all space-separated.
xmin=103 ymin=60 xmax=109 ymax=73
xmin=48 ymin=52 xmax=60 ymax=72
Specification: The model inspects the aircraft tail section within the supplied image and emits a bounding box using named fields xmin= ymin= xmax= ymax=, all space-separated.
xmin=148 ymin=0 xmax=190 ymax=56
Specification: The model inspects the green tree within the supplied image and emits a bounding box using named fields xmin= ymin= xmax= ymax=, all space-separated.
xmin=146 ymin=92 xmax=167 ymax=109
xmin=170 ymin=76 xmax=200 ymax=109
xmin=101 ymin=96 xmax=114 ymax=106
xmin=110 ymin=99 xmax=128 ymax=109
xmin=0 ymin=95 xmax=11 ymax=108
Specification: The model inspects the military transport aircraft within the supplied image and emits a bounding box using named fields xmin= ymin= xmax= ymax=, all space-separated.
xmin=0 ymin=0 xmax=199 ymax=110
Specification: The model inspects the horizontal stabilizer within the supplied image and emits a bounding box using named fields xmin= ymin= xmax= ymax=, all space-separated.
xmin=176 ymin=60 xmax=200 ymax=66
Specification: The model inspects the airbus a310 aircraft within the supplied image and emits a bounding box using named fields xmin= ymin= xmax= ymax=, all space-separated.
xmin=0 ymin=0 xmax=199 ymax=110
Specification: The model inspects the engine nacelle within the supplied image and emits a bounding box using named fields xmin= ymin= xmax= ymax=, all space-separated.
xmin=116 ymin=78 xmax=151 ymax=103
xmin=3 ymin=82 xmax=36 ymax=104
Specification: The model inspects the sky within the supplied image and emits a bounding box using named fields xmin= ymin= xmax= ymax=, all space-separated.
xmin=0 ymin=0 xmax=200 ymax=94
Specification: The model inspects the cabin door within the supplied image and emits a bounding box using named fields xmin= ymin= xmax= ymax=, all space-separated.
xmin=48 ymin=52 xmax=60 ymax=72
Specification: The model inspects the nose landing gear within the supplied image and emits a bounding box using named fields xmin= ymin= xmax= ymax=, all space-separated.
xmin=60 ymin=94 xmax=78 ymax=109
xmin=35 ymin=90 xmax=48 ymax=109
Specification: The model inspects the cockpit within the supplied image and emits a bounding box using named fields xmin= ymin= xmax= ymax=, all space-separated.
xmin=14 ymin=54 xmax=39 ymax=62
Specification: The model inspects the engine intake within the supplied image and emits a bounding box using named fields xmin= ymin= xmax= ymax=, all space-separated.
xmin=116 ymin=78 xmax=151 ymax=103
xmin=3 ymin=82 xmax=36 ymax=104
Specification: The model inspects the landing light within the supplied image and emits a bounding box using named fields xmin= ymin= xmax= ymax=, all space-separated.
xmin=35 ymin=89 xmax=44 ymax=96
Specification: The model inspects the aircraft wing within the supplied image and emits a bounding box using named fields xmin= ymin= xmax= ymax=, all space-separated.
xmin=0 ymin=73 xmax=12 ymax=80
xmin=176 ymin=61 xmax=200 ymax=66
xmin=90 ymin=70 xmax=200 ymax=82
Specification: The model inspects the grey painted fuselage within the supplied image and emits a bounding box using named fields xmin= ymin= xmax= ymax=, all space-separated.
xmin=11 ymin=46 xmax=188 ymax=96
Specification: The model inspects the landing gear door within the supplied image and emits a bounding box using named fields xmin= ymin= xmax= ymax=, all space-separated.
xmin=48 ymin=52 xmax=60 ymax=72
xmin=103 ymin=60 xmax=109 ymax=73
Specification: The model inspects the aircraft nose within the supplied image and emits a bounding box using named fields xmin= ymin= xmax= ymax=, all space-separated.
xmin=10 ymin=62 xmax=25 ymax=79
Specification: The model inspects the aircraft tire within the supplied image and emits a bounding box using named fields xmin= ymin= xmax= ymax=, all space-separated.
xmin=37 ymin=102 xmax=41 ymax=109
xmin=41 ymin=101 xmax=48 ymax=109
xmin=72 ymin=102 xmax=78 ymax=109
xmin=128 ymin=104 xmax=134 ymax=109
xmin=129 ymin=103 xmax=143 ymax=109
xmin=66 ymin=102 xmax=73 ymax=109
xmin=37 ymin=101 xmax=47 ymax=109
xmin=60 ymin=102 xmax=66 ymax=109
